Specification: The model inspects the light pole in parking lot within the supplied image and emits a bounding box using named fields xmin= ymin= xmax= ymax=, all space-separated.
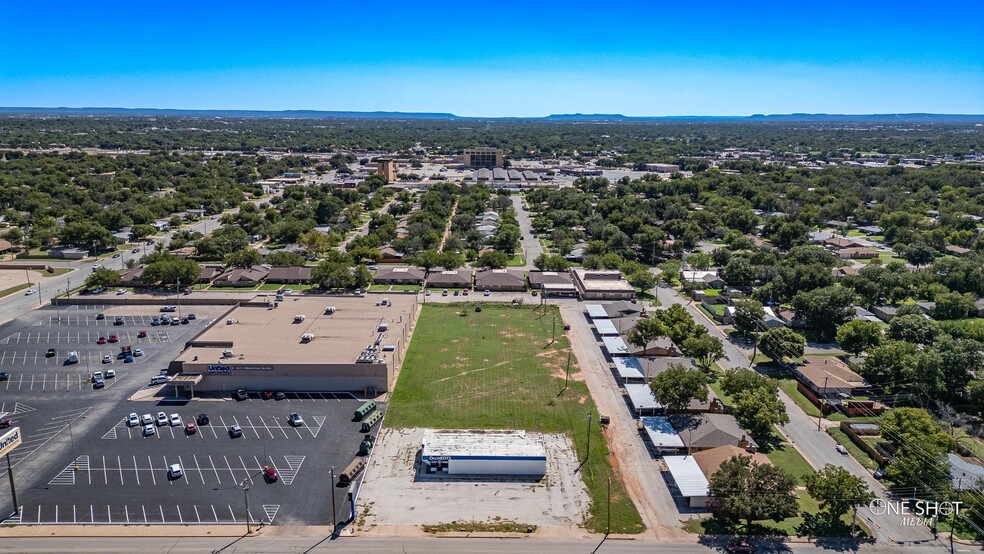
xmin=329 ymin=466 xmax=337 ymax=529
xmin=239 ymin=477 xmax=251 ymax=534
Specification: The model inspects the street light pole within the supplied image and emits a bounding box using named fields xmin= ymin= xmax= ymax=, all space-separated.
xmin=241 ymin=478 xmax=251 ymax=534
xmin=329 ymin=466 xmax=337 ymax=530
xmin=585 ymin=414 xmax=592 ymax=462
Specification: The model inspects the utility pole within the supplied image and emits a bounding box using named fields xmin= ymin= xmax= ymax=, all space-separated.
xmin=585 ymin=414 xmax=592 ymax=462
xmin=329 ymin=466 xmax=337 ymax=530
xmin=817 ymin=376 xmax=829 ymax=431
xmin=6 ymin=453 xmax=18 ymax=515
xmin=564 ymin=351 xmax=571 ymax=390
xmin=551 ymin=313 xmax=556 ymax=343
xmin=606 ymin=477 xmax=611 ymax=535
xmin=241 ymin=478 xmax=251 ymax=534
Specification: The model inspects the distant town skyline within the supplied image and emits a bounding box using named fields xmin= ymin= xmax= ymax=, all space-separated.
xmin=2 ymin=1 xmax=982 ymax=117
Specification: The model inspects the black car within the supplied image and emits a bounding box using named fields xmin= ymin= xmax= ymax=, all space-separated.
xmin=196 ymin=413 xmax=209 ymax=425
xmin=46 ymin=348 xmax=56 ymax=357
xmin=233 ymin=389 xmax=248 ymax=401
xmin=0 ymin=372 xmax=8 ymax=381
xmin=181 ymin=317 xmax=189 ymax=324
xmin=274 ymin=391 xmax=286 ymax=400
xmin=95 ymin=313 xmax=105 ymax=320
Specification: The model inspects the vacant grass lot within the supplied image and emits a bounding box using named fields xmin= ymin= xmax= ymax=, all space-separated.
xmin=386 ymin=303 xmax=644 ymax=534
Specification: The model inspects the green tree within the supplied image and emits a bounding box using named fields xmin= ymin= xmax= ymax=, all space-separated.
xmin=758 ymin=327 xmax=805 ymax=364
xmin=413 ymin=249 xmax=441 ymax=271
xmin=791 ymin=285 xmax=857 ymax=340
xmin=265 ymin=251 xmax=306 ymax=266
xmin=625 ymin=270 xmax=656 ymax=293
xmin=803 ymin=465 xmax=875 ymax=525
xmin=649 ymin=364 xmax=708 ymax=411
xmin=142 ymin=256 xmax=200 ymax=288
xmin=931 ymin=291 xmax=977 ymax=320
xmin=297 ymin=230 xmax=333 ymax=258
xmin=438 ymin=251 xmax=465 ymax=271
xmin=708 ymin=456 xmax=799 ymax=527
xmin=904 ymin=242 xmax=937 ymax=267
xmin=476 ymin=250 xmax=509 ymax=269
xmin=836 ymin=320 xmax=883 ymax=356
xmin=349 ymin=246 xmax=380 ymax=264
xmin=627 ymin=317 xmax=668 ymax=357
xmin=532 ymin=254 xmax=571 ymax=272
xmin=85 ymin=267 xmax=120 ymax=289
xmin=887 ymin=314 xmax=939 ymax=345
xmin=881 ymin=408 xmax=955 ymax=489
xmin=734 ymin=299 xmax=764 ymax=362
xmin=311 ymin=259 xmax=356 ymax=290
xmin=130 ymin=224 xmax=156 ymax=239
xmin=681 ymin=334 xmax=725 ymax=373
xmin=860 ymin=340 xmax=918 ymax=392
xmin=353 ymin=264 xmax=373 ymax=290
xmin=720 ymin=368 xmax=789 ymax=435
xmin=225 ymin=248 xmax=262 ymax=269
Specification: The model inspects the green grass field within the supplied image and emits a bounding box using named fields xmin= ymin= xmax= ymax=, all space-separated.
xmin=386 ymin=304 xmax=644 ymax=534
xmin=0 ymin=282 xmax=34 ymax=298
xmin=505 ymin=254 xmax=526 ymax=267
xmin=764 ymin=442 xmax=815 ymax=485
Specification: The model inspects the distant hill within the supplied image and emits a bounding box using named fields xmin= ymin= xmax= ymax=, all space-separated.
xmin=0 ymin=107 xmax=980 ymax=123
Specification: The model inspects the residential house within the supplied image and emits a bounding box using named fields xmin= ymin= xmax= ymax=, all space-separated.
xmin=793 ymin=356 xmax=869 ymax=397
xmin=212 ymin=266 xmax=269 ymax=287
xmin=377 ymin=246 xmax=406 ymax=263
xmin=620 ymin=332 xmax=680 ymax=357
xmin=0 ymin=239 xmax=15 ymax=254
xmin=46 ymin=247 xmax=89 ymax=260
xmin=836 ymin=247 xmax=878 ymax=259
xmin=603 ymin=301 xmax=645 ymax=319
xmin=949 ymin=454 xmax=984 ymax=491
xmin=681 ymin=270 xmax=725 ymax=289
xmin=761 ymin=306 xmax=786 ymax=329
xmin=944 ymin=245 xmax=972 ymax=257
xmin=692 ymin=445 xmax=771 ymax=480
xmin=118 ymin=267 xmax=148 ymax=287
xmin=474 ymin=269 xmax=526 ymax=292
xmin=832 ymin=266 xmax=859 ymax=279
xmin=373 ymin=266 xmax=426 ymax=285
xmin=871 ymin=305 xmax=899 ymax=323
xmin=426 ymin=270 xmax=473 ymax=289
xmin=852 ymin=306 xmax=883 ymax=323
xmin=265 ymin=266 xmax=313 ymax=284
xmin=857 ymin=225 xmax=883 ymax=236
xmin=198 ymin=265 xmax=224 ymax=284
xmin=822 ymin=236 xmax=863 ymax=250
xmin=668 ymin=413 xmax=758 ymax=452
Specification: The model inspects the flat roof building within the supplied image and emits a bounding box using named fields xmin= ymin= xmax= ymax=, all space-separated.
xmin=173 ymin=296 xmax=417 ymax=393
xmin=571 ymin=268 xmax=636 ymax=300
xmin=463 ymin=148 xmax=505 ymax=168
xmin=528 ymin=271 xmax=577 ymax=297
xmin=421 ymin=429 xmax=547 ymax=477
xmin=376 ymin=158 xmax=398 ymax=182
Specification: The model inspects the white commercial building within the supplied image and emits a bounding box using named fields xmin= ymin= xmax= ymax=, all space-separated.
xmin=421 ymin=429 xmax=547 ymax=477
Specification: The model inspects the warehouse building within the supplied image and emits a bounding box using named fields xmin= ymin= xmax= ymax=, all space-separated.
xmin=171 ymin=296 xmax=417 ymax=393
xmin=420 ymin=429 xmax=547 ymax=477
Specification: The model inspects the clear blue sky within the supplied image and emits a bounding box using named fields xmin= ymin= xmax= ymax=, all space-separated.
xmin=2 ymin=1 xmax=982 ymax=116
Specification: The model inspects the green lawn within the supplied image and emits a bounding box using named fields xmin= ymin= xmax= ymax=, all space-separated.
xmin=256 ymin=283 xmax=315 ymax=291
xmin=0 ymin=282 xmax=34 ymax=298
xmin=764 ymin=442 xmax=815 ymax=485
xmin=386 ymin=304 xmax=644 ymax=534
xmin=778 ymin=379 xmax=823 ymax=418
xmin=708 ymin=380 xmax=735 ymax=407
xmin=370 ymin=284 xmax=421 ymax=292
xmin=505 ymin=254 xmax=526 ymax=267
xmin=685 ymin=491 xmax=868 ymax=537
xmin=42 ymin=267 xmax=74 ymax=277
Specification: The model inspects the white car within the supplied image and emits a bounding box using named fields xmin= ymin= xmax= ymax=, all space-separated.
xmin=116 ymin=288 xmax=126 ymax=295
xmin=156 ymin=412 xmax=168 ymax=426
xmin=169 ymin=413 xmax=181 ymax=426
xmin=127 ymin=413 xmax=140 ymax=427
xmin=141 ymin=413 xmax=153 ymax=425
xmin=105 ymin=369 xmax=115 ymax=378
xmin=283 ymin=289 xmax=293 ymax=295
xmin=133 ymin=348 xmax=143 ymax=357
xmin=167 ymin=463 xmax=182 ymax=479
xmin=143 ymin=424 xmax=156 ymax=436
xmin=25 ymin=289 xmax=37 ymax=296
xmin=92 ymin=264 xmax=102 ymax=271
xmin=102 ymin=355 xmax=112 ymax=364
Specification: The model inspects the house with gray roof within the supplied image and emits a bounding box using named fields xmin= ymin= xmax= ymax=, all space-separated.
xmin=474 ymin=269 xmax=526 ymax=292
xmin=668 ymin=413 xmax=758 ymax=452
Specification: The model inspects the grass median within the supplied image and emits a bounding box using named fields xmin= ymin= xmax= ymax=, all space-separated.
xmin=386 ymin=303 xmax=644 ymax=534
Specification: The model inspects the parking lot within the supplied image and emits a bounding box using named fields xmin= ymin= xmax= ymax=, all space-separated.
xmin=0 ymin=303 xmax=378 ymax=527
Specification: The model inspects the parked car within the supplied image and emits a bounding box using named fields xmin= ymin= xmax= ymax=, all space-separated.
xmin=233 ymin=389 xmax=248 ymax=401
xmin=127 ymin=413 xmax=140 ymax=427
xmin=0 ymin=372 xmax=7 ymax=381
xmin=141 ymin=414 xmax=153 ymax=425
xmin=873 ymin=468 xmax=885 ymax=480
xmin=170 ymin=319 xmax=180 ymax=326
xmin=442 ymin=289 xmax=448 ymax=296
xmin=187 ymin=313 xmax=196 ymax=320
xmin=91 ymin=371 xmax=103 ymax=382
xmin=288 ymin=412 xmax=304 ymax=426
xmin=484 ymin=290 xmax=491 ymax=296
xmin=181 ymin=317 xmax=189 ymax=324
xmin=263 ymin=466 xmax=279 ymax=483
xmin=97 ymin=337 xmax=107 ymax=344
xmin=116 ymin=288 xmax=126 ymax=295
xmin=836 ymin=444 xmax=848 ymax=455
xmin=46 ymin=348 xmax=56 ymax=357
xmin=0 ymin=418 xmax=12 ymax=429
xmin=123 ymin=354 xmax=133 ymax=363
xmin=102 ymin=355 xmax=112 ymax=364
xmin=261 ymin=391 xmax=273 ymax=400
xmin=726 ymin=541 xmax=755 ymax=554
xmin=105 ymin=369 xmax=115 ymax=378
xmin=95 ymin=313 xmax=105 ymax=320
xmin=133 ymin=349 xmax=143 ymax=357
xmin=274 ymin=391 xmax=286 ymax=401
xmin=114 ymin=316 xmax=125 ymax=325
xmin=143 ymin=424 xmax=156 ymax=436
xmin=167 ymin=463 xmax=183 ymax=480
xmin=229 ymin=425 xmax=243 ymax=438
xmin=196 ymin=413 xmax=209 ymax=425
xmin=112 ymin=253 xmax=120 ymax=258
xmin=185 ymin=423 xmax=197 ymax=435
xmin=156 ymin=412 xmax=168 ymax=426
xmin=108 ymin=335 xmax=118 ymax=343
xmin=25 ymin=289 xmax=36 ymax=296
xmin=131 ymin=248 xmax=140 ymax=254
xmin=169 ymin=413 xmax=181 ymax=426
xmin=137 ymin=330 xmax=147 ymax=338
xmin=93 ymin=380 xmax=105 ymax=389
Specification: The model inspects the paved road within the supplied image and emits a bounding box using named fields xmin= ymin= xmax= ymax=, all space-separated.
xmin=511 ymin=194 xmax=542 ymax=270
xmin=651 ymin=282 xmax=934 ymax=544
xmin=0 ymin=535 xmax=955 ymax=553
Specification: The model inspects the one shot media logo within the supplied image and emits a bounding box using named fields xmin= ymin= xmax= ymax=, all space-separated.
xmin=869 ymin=498 xmax=964 ymax=527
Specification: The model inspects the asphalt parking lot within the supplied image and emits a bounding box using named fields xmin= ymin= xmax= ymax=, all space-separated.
xmin=17 ymin=394 xmax=374 ymax=525
xmin=0 ymin=304 xmax=386 ymax=528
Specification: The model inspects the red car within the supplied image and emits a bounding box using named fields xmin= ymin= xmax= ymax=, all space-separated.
xmin=137 ymin=330 xmax=148 ymax=338
xmin=0 ymin=418 xmax=11 ymax=429
xmin=263 ymin=466 xmax=278 ymax=482
xmin=97 ymin=337 xmax=107 ymax=345
xmin=261 ymin=391 xmax=273 ymax=400
xmin=185 ymin=423 xmax=197 ymax=435
xmin=108 ymin=335 xmax=118 ymax=343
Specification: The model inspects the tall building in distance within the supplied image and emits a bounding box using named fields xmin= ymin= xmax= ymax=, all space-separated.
xmin=376 ymin=158 xmax=398 ymax=181
xmin=463 ymin=147 xmax=504 ymax=168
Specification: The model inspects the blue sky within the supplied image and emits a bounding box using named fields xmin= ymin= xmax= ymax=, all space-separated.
xmin=2 ymin=1 xmax=982 ymax=116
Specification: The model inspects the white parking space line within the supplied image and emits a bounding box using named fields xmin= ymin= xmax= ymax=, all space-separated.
xmin=148 ymin=456 xmax=156 ymax=485
xmin=208 ymin=455 xmax=221 ymax=484
xmin=142 ymin=505 xmax=147 ymax=523
xmin=228 ymin=505 xmax=236 ymax=523
xmin=273 ymin=416 xmax=290 ymax=439
xmin=178 ymin=456 xmax=189 ymax=486
xmin=193 ymin=455 xmax=205 ymax=485
xmin=118 ymin=456 xmax=124 ymax=485
xmin=125 ymin=505 xmax=130 ymax=523
xmin=194 ymin=505 xmax=201 ymax=523
xmin=239 ymin=457 xmax=253 ymax=484
xmin=133 ymin=456 xmax=140 ymax=485
xmin=223 ymin=456 xmax=237 ymax=483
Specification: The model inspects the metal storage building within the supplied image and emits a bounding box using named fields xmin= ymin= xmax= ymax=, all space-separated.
xmin=421 ymin=429 xmax=547 ymax=477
